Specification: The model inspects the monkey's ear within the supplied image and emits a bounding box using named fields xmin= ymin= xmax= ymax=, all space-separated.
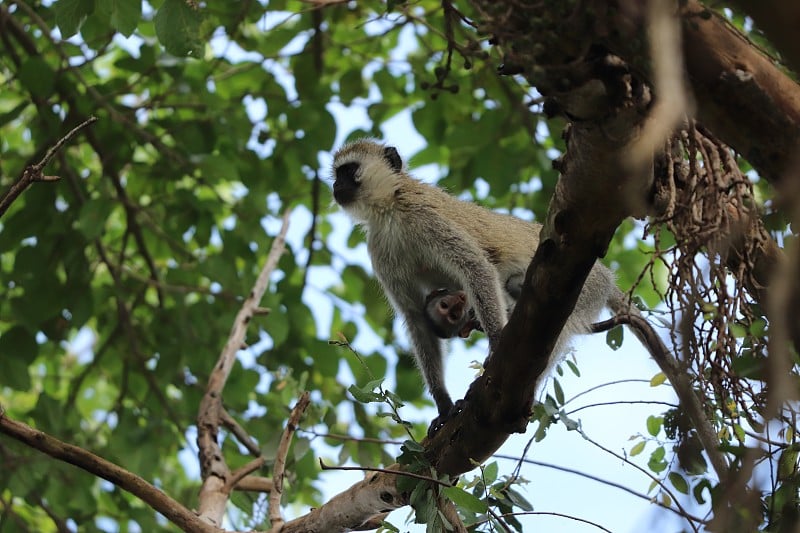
xmin=383 ymin=146 xmax=403 ymax=172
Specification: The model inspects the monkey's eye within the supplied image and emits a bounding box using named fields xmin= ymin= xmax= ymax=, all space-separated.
xmin=383 ymin=146 xmax=402 ymax=172
xmin=335 ymin=162 xmax=361 ymax=183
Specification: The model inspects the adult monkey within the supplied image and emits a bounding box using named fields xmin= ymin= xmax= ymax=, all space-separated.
xmin=331 ymin=139 xmax=616 ymax=428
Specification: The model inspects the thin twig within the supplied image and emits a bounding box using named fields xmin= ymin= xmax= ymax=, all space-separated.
xmin=493 ymin=454 xmax=708 ymax=525
xmin=578 ymin=429 xmax=700 ymax=533
xmin=268 ymin=391 xmax=311 ymax=532
xmin=228 ymin=456 xmax=267 ymax=490
xmin=220 ymin=410 xmax=262 ymax=457
xmin=0 ymin=116 xmax=97 ymax=217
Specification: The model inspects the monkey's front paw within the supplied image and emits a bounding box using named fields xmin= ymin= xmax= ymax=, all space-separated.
xmin=427 ymin=400 xmax=465 ymax=437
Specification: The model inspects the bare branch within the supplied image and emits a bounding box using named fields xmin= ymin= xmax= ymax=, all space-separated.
xmin=233 ymin=476 xmax=274 ymax=493
xmin=268 ymin=391 xmax=311 ymax=532
xmin=220 ymin=410 xmax=262 ymax=457
xmin=228 ymin=457 xmax=266 ymax=491
xmin=0 ymin=411 xmax=221 ymax=533
xmin=0 ymin=116 xmax=97 ymax=218
xmin=196 ymin=210 xmax=292 ymax=526
xmin=280 ymin=468 xmax=406 ymax=533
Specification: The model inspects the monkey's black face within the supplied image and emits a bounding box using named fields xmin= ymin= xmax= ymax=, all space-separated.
xmin=333 ymin=162 xmax=361 ymax=205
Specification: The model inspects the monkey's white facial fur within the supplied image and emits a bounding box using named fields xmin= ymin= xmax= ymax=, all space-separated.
xmin=332 ymin=139 xmax=404 ymax=221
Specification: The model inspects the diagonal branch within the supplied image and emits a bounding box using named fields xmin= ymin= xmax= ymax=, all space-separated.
xmin=0 ymin=409 xmax=221 ymax=533
xmin=196 ymin=210 xmax=292 ymax=526
xmin=0 ymin=116 xmax=97 ymax=218
xmin=268 ymin=391 xmax=311 ymax=532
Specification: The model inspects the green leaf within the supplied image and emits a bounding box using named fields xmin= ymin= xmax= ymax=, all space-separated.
xmin=110 ymin=0 xmax=141 ymax=36
xmin=0 ymin=326 xmax=37 ymax=390
xmin=693 ymin=479 xmax=712 ymax=504
xmin=668 ymin=472 xmax=689 ymax=494
xmin=267 ymin=309 xmax=290 ymax=347
xmin=402 ymin=439 xmax=425 ymax=453
xmin=565 ymin=360 xmax=580 ymax=377
xmin=75 ymin=198 xmax=112 ymax=240
xmin=0 ymin=101 xmax=29 ymax=128
xmin=646 ymin=415 xmax=663 ymax=437
xmin=648 ymin=446 xmax=668 ymax=473
xmin=553 ymin=378 xmax=564 ymax=405
xmin=606 ymin=325 xmax=624 ymax=350
xmin=441 ymin=486 xmax=487 ymax=514
xmin=777 ymin=448 xmax=799 ymax=481
xmin=630 ymin=440 xmax=646 ymax=456
xmin=0 ymin=326 xmax=38 ymax=363
xmin=339 ymin=68 xmax=366 ymax=105
xmin=379 ymin=520 xmax=400 ymax=532
xmin=482 ymin=461 xmax=498 ymax=484
xmin=363 ymin=378 xmax=385 ymax=392
xmin=54 ymin=0 xmax=95 ymax=38
xmin=505 ymin=487 xmax=534 ymax=512
xmin=650 ymin=372 xmax=667 ymax=386
xmin=728 ymin=322 xmax=747 ymax=338
xmin=18 ymin=57 xmax=56 ymax=99
xmin=154 ymin=0 xmax=203 ymax=56
xmin=732 ymin=353 xmax=764 ymax=379
xmin=347 ymin=384 xmax=382 ymax=403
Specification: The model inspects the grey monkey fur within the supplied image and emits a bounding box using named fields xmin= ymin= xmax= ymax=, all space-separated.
xmin=332 ymin=138 xmax=631 ymax=420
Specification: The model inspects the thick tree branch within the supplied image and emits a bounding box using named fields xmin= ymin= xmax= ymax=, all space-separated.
xmin=608 ymin=0 xmax=800 ymax=185
xmin=727 ymin=0 xmax=800 ymax=74
xmin=280 ymin=466 xmax=406 ymax=533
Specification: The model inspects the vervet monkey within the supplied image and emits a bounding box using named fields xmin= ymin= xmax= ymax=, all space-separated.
xmin=331 ymin=139 xmax=618 ymax=423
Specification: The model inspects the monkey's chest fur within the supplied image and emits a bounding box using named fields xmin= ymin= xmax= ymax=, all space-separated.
xmin=362 ymin=205 xmax=524 ymax=309
xmin=365 ymin=217 xmax=457 ymax=299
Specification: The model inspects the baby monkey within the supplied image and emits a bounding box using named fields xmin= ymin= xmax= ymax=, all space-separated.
xmin=424 ymin=288 xmax=481 ymax=339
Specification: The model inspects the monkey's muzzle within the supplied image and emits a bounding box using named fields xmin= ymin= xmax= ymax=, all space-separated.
xmin=333 ymin=162 xmax=360 ymax=205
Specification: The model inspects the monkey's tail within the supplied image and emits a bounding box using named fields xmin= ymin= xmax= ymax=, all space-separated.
xmin=606 ymin=286 xmax=641 ymax=319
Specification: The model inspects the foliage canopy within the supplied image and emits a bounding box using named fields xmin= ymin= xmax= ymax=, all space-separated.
xmin=1 ymin=1 xmax=799 ymax=532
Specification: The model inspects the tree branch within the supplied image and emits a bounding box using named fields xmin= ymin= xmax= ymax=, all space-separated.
xmin=280 ymin=466 xmax=406 ymax=533
xmin=611 ymin=0 xmax=800 ymax=185
xmin=268 ymin=391 xmax=311 ymax=532
xmin=0 ymin=116 xmax=97 ymax=218
xmin=726 ymin=0 xmax=800 ymax=74
xmin=196 ymin=210 xmax=292 ymax=526
xmin=0 ymin=410 xmax=221 ymax=533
